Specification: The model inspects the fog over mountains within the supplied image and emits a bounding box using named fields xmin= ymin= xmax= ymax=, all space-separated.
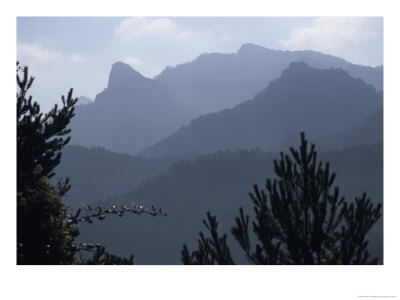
xmin=77 ymin=143 xmax=383 ymax=264
xmin=70 ymin=62 xmax=185 ymax=154
xmin=54 ymin=145 xmax=188 ymax=208
xmin=57 ymin=43 xmax=383 ymax=264
xmin=140 ymin=61 xmax=382 ymax=157
xmin=70 ymin=43 xmax=383 ymax=155
xmin=155 ymin=43 xmax=382 ymax=115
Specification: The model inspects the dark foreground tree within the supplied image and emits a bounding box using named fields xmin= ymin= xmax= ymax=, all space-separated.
xmin=182 ymin=132 xmax=382 ymax=265
xmin=181 ymin=212 xmax=234 ymax=265
xmin=17 ymin=63 xmax=165 ymax=264
xmin=17 ymin=62 xmax=79 ymax=264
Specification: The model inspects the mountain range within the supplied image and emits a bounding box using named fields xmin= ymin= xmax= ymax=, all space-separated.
xmin=69 ymin=62 xmax=185 ymax=154
xmin=77 ymin=142 xmax=383 ymax=264
xmin=69 ymin=44 xmax=383 ymax=155
xmin=54 ymin=145 xmax=196 ymax=208
xmin=139 ymin=61 xmax=382 ymax=157
xmin=155 ymin=43 xmax=382 ymax=116
xmin=61 ymin=44 xmax=384 ymax=264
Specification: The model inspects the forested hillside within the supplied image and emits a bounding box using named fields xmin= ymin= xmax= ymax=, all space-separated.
xmin=69 ymin=44 xmax=382 ymax=156
xmin=54 ymin=145 xmax=196 ymax=208
xmin=155 ymin=43 xmax=382 ymax=115
xmin=140 ymin=62 xmax=382 ymax=157
xmin=79 ymin=142 xmax=383 ymax=264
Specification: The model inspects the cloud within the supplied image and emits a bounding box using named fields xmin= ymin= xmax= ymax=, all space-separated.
xmin=16 ymin=42 xmax=92 ymax=110
xmin=17 ymin=42 xmax=88 ymax=67
xmin=17 ymin=42 xmax=61 ymax=66
xmin=114 ymin=17 xmax=176 ymax=39
xmin=112 ymin=17 xmax=233 ymax=77
xmin=69 ymin=53 xmax=87 ymax=64
xmin=114 ymin=17 xmax=219 ymax=42
xmin=279 ymin=17 xmax=381 ymax=62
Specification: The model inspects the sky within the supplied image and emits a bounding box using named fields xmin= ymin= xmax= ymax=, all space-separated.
xmin=17 ymin=17 xmax=383 ymax=110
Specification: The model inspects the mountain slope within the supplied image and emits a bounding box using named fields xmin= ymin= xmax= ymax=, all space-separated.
xmin=155 ymin=43 xmax=383 ymax=116
xmin=312 ymin=108 xmax=383 ymax=150
xmin=139 ymin=62 xmax=383 ymax=157
xmin=69 ymin=45 xmax=382 ymax=155
xmin=69 ymin=62 xmax=185 ymax=154
xmin=78 ymin=142 xmax=383 ymax=264
xmin=54 ymin=145 xmax=193 ymax=208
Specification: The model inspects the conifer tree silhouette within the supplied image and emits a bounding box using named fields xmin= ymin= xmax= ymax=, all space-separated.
xmin=17 ymin=62 xmax=78 ymax=264
xmin=17 ymin=63 xmax=165 ymax=264
xmin=182 ymin=132 xmax=382 ymax=265
xmin=181 ymin=212 xmax=234 ymax=265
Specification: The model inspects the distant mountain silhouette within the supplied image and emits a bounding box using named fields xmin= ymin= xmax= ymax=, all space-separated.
xmin=69 ymin=45 xmax=382 ymax=155
xmin=69 ymin=62 xmax=185 ymax=154
xmin=155 ymin=43 xmax=382 ymax=116
xmin=54 ymin=145 xmax=195 ymax=208
xmin=78 ymin=142 xmax=383 ymax=264
xmin=312 ymin=107 xmax=383 ymax=150
xmin=139 ymin=62 xmax=383 ymax=157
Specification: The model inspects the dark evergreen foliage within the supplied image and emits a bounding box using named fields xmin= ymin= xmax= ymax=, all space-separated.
xmin=82 ymin=142 xmax=381 ymax=264
xmin=17 ymin=62 xmax=78 ymax=264
xmin=182 ymin=133 xmax=382 ymax=265
xmin=17 ymin=63 xmax=77 ymax=190
xmin=17 ymin=175 xmax=79 ymax=264
xmin=181 ymin=212 xmax=234 ymax=265
xmin=16 ymin=63 xmax=165 ymax=264
xmin=75 ymin=245 xmax=134 ymax=265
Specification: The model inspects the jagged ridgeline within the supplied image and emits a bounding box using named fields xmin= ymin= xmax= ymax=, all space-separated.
xmin=62 ymin=44 xmax=383 ymax=265
xmin=139 ymin=61 xmax=382 ymax=157
xmin=70 ymin=44 xmax=382 ymax=156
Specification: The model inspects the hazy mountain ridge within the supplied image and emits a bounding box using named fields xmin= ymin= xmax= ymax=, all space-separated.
xmin=54 ymin=145 xmax=196 ymax=208
xmin=65 ymin=47 xmax=383 ymax=265
xmin=139 ymin=62 xmax=382 ymax=157
xmin=70 ymin=44 xmax=382 ymax=155
xmin=70 ymin=62 xmax=186 ymax=154
xmin=79 ymin=142 xmax=383 ymax=264
xmin=312 ymin=107 xmax=383 ymax=150
xmin=154 ymin=43 xmax=382 ymax=116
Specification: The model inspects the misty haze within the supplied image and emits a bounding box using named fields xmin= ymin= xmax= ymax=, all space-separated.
xmin=17 ymin=17 xmax=383 ymax=266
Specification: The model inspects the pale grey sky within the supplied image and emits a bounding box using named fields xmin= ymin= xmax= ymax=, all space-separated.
xmin=17 ymin=17 xmax=383 ymax=110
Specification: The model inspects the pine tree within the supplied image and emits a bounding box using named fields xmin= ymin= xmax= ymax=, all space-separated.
xmin=17 ymin=63 xmax=166 ymax=264
xmin=181 ymin=212 xmax=234 ymax=265
xmin=17 ymin=63 xmax=77 ymax=190
xmin=182 ymin=132 xmax=382 ymax=265
xmin=17 ymin=62 xmax=78 ymax=264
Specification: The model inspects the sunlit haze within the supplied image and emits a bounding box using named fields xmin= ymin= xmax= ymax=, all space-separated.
xmin=17 ymin=17 xmax=383 ymax=110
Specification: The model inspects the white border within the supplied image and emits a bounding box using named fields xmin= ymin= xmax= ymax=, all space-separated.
xmin=2 ymin=1 xmax=399 ymax=300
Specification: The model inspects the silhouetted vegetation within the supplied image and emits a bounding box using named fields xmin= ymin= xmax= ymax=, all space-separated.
xmin=79 ymin=142 xmax=381 ymax=264
xmin=17 ymin=62 xmax=79 ymax=264
xmin=16 ymin=63 xmax=165 ymax=264
xmin=182 ymin=133 xmax=382 ymax=264
xmin=54 ymin=145 xmax=194 ymax=208
xmin=16 ymin=50 xmax=383 ymax=265
xmin=181 ymin=212 xmax=235 ymax=265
